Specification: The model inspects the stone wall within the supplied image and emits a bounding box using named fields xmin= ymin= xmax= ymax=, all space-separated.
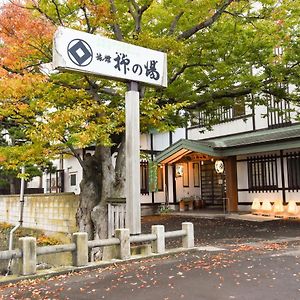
xmin=0 ymin=193 xmax=79 ymax=233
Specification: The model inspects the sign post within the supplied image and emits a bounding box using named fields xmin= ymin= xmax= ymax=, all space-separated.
xmin=53 ymin=27 xmax=167 ymax=235
xmin=125 ymin=82 xmax=141 ymax=234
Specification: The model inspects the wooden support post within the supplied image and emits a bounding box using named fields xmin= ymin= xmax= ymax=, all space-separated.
xmin=224 ymin=156 xmax=238 ymax=212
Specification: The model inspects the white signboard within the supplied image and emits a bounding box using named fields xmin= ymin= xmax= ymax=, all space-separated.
xmin=53 ymin=27 xmax=167 ymax=87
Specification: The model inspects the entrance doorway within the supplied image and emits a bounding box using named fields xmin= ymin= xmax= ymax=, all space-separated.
xmin=201 ymin=160 xmax=226 ymax=207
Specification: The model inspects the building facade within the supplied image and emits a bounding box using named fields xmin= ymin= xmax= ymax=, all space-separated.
xmin=34 ymin=99 xmax=299 ymax=214
xmin=157 ymin=99 xmax=300 ymax=212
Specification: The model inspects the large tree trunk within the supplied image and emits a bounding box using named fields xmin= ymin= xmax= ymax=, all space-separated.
xmin=76 ymin=152 xmax=101 ymax=240
xmin=76 ymin=138 xmax=126 ymax=241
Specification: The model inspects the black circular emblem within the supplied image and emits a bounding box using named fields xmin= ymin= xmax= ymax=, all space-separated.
xmin=67 ymin=39 xmax=93 ymax=67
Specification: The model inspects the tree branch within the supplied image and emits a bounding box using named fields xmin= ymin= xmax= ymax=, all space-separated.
xmin=169 ymin=62 xmax=214 ymax=85
xmin=63 ymin=139 xmax=85 ymax=170
xmin=109 ymin=0 xmax=124 ymax=41
xmin=177 ymin=0 xmax=234 ymax=40
xmin=224 ymin=10 xmax=266 ymax=20
xmin=50 ymin=0 xmax=64 ymax=26
xmin=187 ymin=87 xmax=253 ymax=109
xmin=28 ymin=2 xmax=60 ymax=26
xmin=81 ymin=5 xmax=94 ymax=33
xmin=49 ymin=77 xmax=120 ymax=98
xmin=128 ymin=0 xmax=153 ymax=34
xmin=168 ymin=11 xmax=184 ymax=36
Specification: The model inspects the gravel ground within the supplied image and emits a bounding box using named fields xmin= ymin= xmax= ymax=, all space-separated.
xmin=141 ymin=214 xmax=300 ymax=248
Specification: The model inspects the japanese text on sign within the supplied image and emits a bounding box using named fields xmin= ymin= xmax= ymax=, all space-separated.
xmin=53 ymin=27 xmax=167 ymax=87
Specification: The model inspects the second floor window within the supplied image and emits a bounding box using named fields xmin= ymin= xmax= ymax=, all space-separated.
xmin=192 ymin=101 xmax=246 ymax=128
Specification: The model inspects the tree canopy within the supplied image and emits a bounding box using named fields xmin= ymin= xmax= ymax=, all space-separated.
xmin=0 ymin=0 xmax=299 ymax=238
xmin=0 ymin=0 xmax=299 ymax=167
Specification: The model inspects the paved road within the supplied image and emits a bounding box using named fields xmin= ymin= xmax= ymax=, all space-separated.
xmin=1 ymin=239 xmax=300 ymax=300
xmin=1 ymin=215 xmax=300 ymax=299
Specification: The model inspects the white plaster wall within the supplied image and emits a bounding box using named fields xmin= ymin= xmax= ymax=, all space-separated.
xmin=152 ymin=132 xmax=170 ymax=151
xmin=238 ymin=191 xmax=282 ymax=204
xmin=175 ymin=162 xmax=201 ymax=202
xmin=27 ymin=176 xmax=41 ymax=189
xmin=237 ymin=161 xmax=248 ymax=189
xmin=188 ymin=117 xmax=253 ymax=140
xmin=290 ymin=103 xmax=300 ymax=123
xmin=172 ymin=128 xmax=186 ymax=143
xmin=254 ymin=105 xmax=268 ymax=130
xmin=63 ymin=155 xmax=82 ymax=195
xmin=167 ymin=165 xmax=174 ymax=203
xmin=140 ymin=194 xmax=152 ymax=204
xmin=42 ymin=153 xmax=83 ymax=195
xmin=285 ymin=192 xmax=300 ymax=202
xmin=140 ymin=133 xmax=150 ymax=150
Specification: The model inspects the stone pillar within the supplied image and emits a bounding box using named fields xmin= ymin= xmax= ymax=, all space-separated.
xmin=151 ymin=225 xmax=165 ymax=254
xmin=19 ymin=237 xmax=36 ymax=276
xmin=182 ymin=222 xmax=194 ymax=248
xmin=115 ymin=228 xmax=130 ymax=260
xmin=72 ymin=232 xmax=88 ymax=267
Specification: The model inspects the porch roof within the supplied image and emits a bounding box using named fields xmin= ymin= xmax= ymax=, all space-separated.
xmin=155 ymin=139 xmax=223 ymax=164
xmin=156 ymin=124 xmax=300 ymax=164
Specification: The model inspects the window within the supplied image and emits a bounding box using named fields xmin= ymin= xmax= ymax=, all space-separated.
xmin=46 ymin=178 xmax=51 ymax=192
xmin=56 ymin=170 xmax=64 ymax=192
xmin=287 ymin=152 xmax=300 ymax=191
xmin=193 ymin=163 xmax=200 ymax=187
xmin=232 ymin=102 xmax=246 ymax=118
xmin=183 ymin=163 xmax=189 ymax=187
xmin=157 ymin=166 xmax=164 ymax=191
xmin=140 ymin=161 xmax=149 ymax=195
xmin=70 ymin=173 xmax=77 ymax=186
xmin=247 ymin=155 xmax=278 ymax=192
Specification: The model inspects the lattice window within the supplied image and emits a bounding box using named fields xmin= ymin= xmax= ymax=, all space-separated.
xmin=287 ymin=152 xmax=300 ymax=191
xmin=247 ymin=155 xmax=278 ymax=192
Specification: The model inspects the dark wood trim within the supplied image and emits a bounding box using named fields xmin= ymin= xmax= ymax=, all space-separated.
xmin=238 ymin=202 xmax=253 ymax=205
xmin=251 ymin=95 xmax=256 ymax=131
xmin=165 ymin=164 xmax=169 ymax=205
xmin=141 ymin=203 xmax=163 ymax=206
xmin=150 ymin=133 xmax=155 ymax=204
xmin=280 ymin=150 xmax=286 ymax=204
xmin=169 ymin=131 xmax=173 ymax=146
xmin=172 ymin=164 xmax=177 ymax=203
xmin=238 ymin=188 xmax=282 ymax=192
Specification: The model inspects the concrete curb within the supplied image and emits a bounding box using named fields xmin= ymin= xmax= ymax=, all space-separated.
xmin=1 ymin=237 xmax=299 ymax=286
xmin=0 ymin=247 xmax=199 ymax=286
